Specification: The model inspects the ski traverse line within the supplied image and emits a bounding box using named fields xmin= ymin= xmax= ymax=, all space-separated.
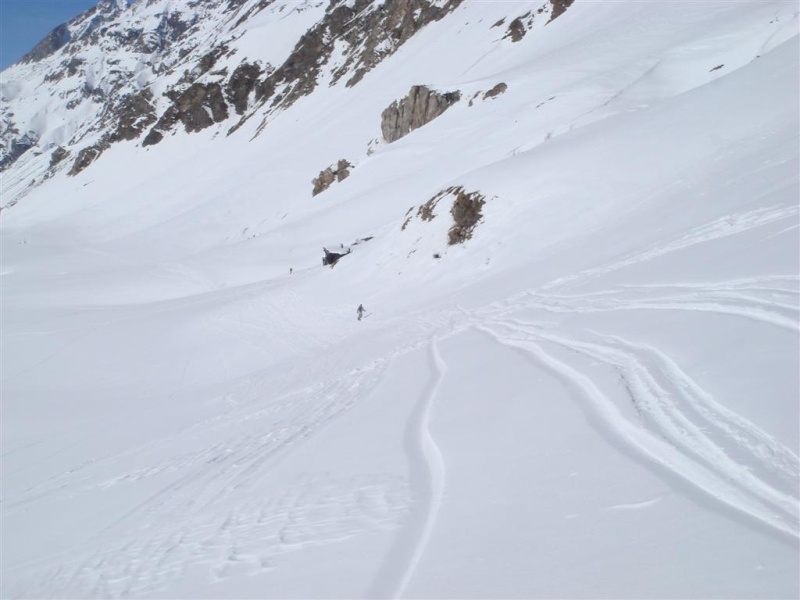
xmin=519 ymin=291 xmax=799 ymax=333
xmin=542 ymin=205 xmax=799 ymax=291
xmin=476 ymin=322 xmax=799 ymax=542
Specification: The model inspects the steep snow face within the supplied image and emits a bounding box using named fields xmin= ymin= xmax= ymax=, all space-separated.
xmin=1 ymin=1 xmax=799 ymax=599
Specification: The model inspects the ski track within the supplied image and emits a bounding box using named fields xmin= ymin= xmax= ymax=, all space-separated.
xmin=542 ymin=205 xmax=800 ymax=291
xmin=478 ymin=320 xmax=799 ymax=541
xmin=364 ymin=340 xmax=448 ymax=600
xmin=392 ymin=340 xmax=447 ymax=599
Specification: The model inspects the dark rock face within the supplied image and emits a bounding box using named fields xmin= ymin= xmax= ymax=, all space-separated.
xmin=110 ymin=90 xmax=157 ymax=142
xmin=226 ymin=62 xmax=263 ymax=114
xmin=69 ymin=143 xmax=105 ymax=176
xmin=505 ymin=17 xmax=527 ymax=42
xmin=142 ymin=129 xmax=164 ymax=147
xmin=49 ymin=146 xmax=69 ymax=168
xmin=20 ymin=24 xmax=72 ymax=64
xmin=145 ymin=82 xmax=230 ymax=143
xmin=0 ymin=133 xmax=38 ymax=172
xmin=312 ymin=159 xmax=353 ymax=196
xmin=197 ymin=45 xmax=229 ymax=77
xmin=322 ymin=246 xmax=351 ymax=267
xmin=381 ymin=85 xmax=461 ymax=143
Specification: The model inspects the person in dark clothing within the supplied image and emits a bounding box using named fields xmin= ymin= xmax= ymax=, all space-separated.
xmin=357 ymin=304 xmax=365 ymax=321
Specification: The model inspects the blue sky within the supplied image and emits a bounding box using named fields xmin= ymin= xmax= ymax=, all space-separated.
xmin=0 ymin=0 xmax=100 ymax=71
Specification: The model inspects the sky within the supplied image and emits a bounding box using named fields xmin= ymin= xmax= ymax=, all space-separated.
xmin=0 ymin=0 xmax=100 ymax=71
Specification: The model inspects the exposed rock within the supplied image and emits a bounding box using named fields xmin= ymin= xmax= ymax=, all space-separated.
xmin=336 ymin=159 xmax=352 ymax=182
xmin=503 ymin=0 xmax=573 ymax=43
xmin=0 ymin=133 xmax=38 ymax=172
xmin=109 ymin=90 xmax=157 ymax=142
xmin=197 ymin=45 xmax=228 ymax=76
xmin=142 ymin=129 xmax=164 ymax=147
xmin=418 ymin=196 xmax=440 ymax=221
xmin=226 ymin=62 xmax=263 ymax=115
xmin=312 ymin=159 xmax=353 ymax=196
xmin=401 ymin=206 xmax=414 ymax=231
xmin=381 ymin=85 xmax=461 ymax=143
xmin=322 ymin=245 xmax=351 ymax=267
xmin=484 ymin=82 xmax=508 ymax=99
xmin=448 ymin=187 xmax=486 ymax=245
xmin=69 ymin=142 xmax=106 ymax=176
xmin=404 ymin=186 xmax=486 ymax=245
xmin=313 ymin=168 xmax=336 ymax=196
xmin=20 ymin=24 xmax=72 ymax=64
xmin=146 ymin=82 xmax=230 ymax=143
xmin=549 ymin=0 xmax=575 ymax=22
xmin=49 ymin=146 xmax=69 ymax=168
xmin=505 ymin=16 xmax=528 ymax=42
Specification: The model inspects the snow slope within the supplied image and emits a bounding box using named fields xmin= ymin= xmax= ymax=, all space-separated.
xmin=2 ymin=1 xmax=799 ymax=598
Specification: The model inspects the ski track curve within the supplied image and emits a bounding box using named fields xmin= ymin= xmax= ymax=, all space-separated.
xmin=367 ymin=340 xmax=447 ymax=600
xmin=478 ymin=320 xmax=799 ymax=542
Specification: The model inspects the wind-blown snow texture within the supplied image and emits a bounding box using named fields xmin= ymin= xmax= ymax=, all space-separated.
xmin=1 ymin=1 xmax=799 ymax=598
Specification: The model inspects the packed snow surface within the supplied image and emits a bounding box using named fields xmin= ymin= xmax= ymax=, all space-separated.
xmin=2 ymin=1 xmax=799 ymax=598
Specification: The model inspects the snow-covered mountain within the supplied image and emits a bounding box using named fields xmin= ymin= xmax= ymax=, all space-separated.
xmin=1 ymin=1 xmax=798 ymax=598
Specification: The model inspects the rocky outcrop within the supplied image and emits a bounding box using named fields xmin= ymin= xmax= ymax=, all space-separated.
xmin=404 ymin=186 xmax=486 ymax=245
xmin=381 ymin=85 xmax=461 ymax=143
xmin=504 ymin=0 xmax=574 ymax=43
xmin=109 ymin=90 xmax=157 ymax=142
xmin=448 ymin=187 xmax=486 ymax=245
xmin=505 ymin=17 xmax=527 ymax=42
xmin=49 ymin=146 xmax=69 ymax=168
xmin=69 ymin=142 xmax=107 ymax=176
xmin=144 ymin=82 xmax=229 ymax=145
xmin=312 ymin=159 xmax=353 ymax=196
xmin=484 ymin=82 xmax=508 ymax=100
xmin=226 ymin=62 xmax=263 ymax=115
xmin=20 ymin=24 xmax=72 ymax=64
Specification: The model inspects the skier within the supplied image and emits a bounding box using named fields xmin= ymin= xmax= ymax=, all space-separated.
xmin=357 ymin=304 xmax=365 ymax=321
xmin=289 ymin=267 xmax=293 ymax=275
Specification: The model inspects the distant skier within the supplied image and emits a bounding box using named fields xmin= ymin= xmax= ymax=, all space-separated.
xmin=289 ymin=267 xmax=293 ymax=275
xmin=357 ymin=304 xmax=365 ymax=321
